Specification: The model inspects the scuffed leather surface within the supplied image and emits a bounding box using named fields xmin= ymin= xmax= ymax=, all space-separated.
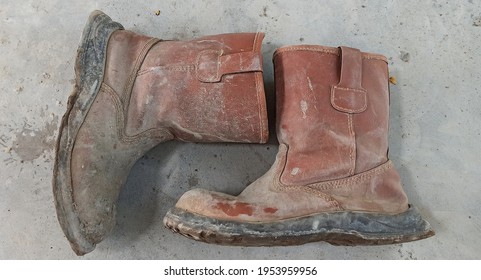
xmin=274 ymin=47 xmax=354 ymax=184
xmin=274 ymin=45 xmax=389 ymax=184
xmin=176 ymin=143 xmax=408 ymax=223
xmin=175 ymin=45 xmax=409 ymax=223
xmin=126 ymin=32 xmax=268 ymax=143
xmin=175 ymin=144 xmax=340 ymax=222
xmin=71 ymin=85 xmax=170 ymax=243
xmin=69 ymin=31 xmax=268 ymax=244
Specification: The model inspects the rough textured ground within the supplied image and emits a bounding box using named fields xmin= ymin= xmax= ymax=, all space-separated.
xmin=1 ymin=0 xmax=480 ymax=259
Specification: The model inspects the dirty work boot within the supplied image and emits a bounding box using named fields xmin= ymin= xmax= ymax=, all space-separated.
xmin=164 ymin=45 xmax=434 ymax=246
xmin=53 ymin=10 xmax=268 ymax=255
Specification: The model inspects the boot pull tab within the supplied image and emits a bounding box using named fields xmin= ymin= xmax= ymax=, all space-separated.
xmin=196 ymin=50 xmax=263 ymax=83
xmin=330 ymin=46 xmax=367 ymax=113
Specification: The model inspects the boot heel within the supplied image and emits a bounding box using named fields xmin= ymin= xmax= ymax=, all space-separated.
xmin=75 ymin=10 xmax=124 ymax=112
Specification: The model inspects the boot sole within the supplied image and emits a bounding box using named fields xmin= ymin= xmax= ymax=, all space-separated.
xmin=164 ymin=205 xmax=434 ymax=246
xmin=52 ymin=11 xmax=123 ymax=256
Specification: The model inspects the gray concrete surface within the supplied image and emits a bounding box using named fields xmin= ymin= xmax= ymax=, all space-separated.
xmin=1 ymin=0 xmax=480 ymax=259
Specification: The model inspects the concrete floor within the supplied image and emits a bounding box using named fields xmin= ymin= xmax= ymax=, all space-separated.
xmin=1 ymin=0 xmax=480 ymax=259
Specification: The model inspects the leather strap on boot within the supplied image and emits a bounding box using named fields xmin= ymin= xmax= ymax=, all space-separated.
xmin=330 ymin=46 xmax=367 ymax=113
xmin=196 ymin=50 xmax=263 ymax=83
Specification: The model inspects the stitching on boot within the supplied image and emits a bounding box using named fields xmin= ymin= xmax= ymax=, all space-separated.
xmin=282 ymin=185 xmax=342 ymax=210
xmin=330 ymin=86 xmax=368 ymax=114
xmin=253 ymin=32 xmax=265 ymax=142
xmin=277 ymin=144 xmax=393 ymax=190
xmin=332 ymin=86 xmax=367 ymax=93
xmin=272 ymin=145 xmax=343 ymax=210
xmin=276 ymin=46 xmax=338 ymax=56
xmin=137 ymin=65 xmax=195 ymax=76
xmin=101 ymin=83 xmax=173 ymax=144
xmin=274 ymin=144 xmax=394 ymax=200
xmin=273 ymin=46 xmax=388 ymax=62
xmin=121 ymin=38 xmax=162 ymax=110
xmin=308 ymin=161 xmax=393 ymax=190
xmin=347 ymin=114 xmax=356 ymax=176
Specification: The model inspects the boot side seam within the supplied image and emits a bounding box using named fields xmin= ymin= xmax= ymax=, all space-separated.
xmin=253 ymin=32 xmax=266 ymax=142
xmin=307 ymin=161 xmax=393 ymax=190
xmin=121 ymin=38 xmax=162 ymax=110
xmin=347 ymin=114 xmax=356 ymax=176
xmin=276 ymin=145 xmax=393 ymax=192
xmin=274 ymin=128 xmax=391 ymax=196
xmin=255 ymin=73 xmax=265 ymax=142
xmin=278 ymin=184 xmax=343 ymax=211
xmin=273 ymin=145 xmax=343 ymax=210
xmin=101 ymin=83 xmax=173 ymax=144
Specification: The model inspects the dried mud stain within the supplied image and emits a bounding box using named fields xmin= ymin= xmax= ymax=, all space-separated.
xmin=12 ymin=115 xmax=59 ymax=162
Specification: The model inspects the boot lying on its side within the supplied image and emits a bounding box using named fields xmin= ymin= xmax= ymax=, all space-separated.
xmin=53 ymin=10 xmax=268 ymax=255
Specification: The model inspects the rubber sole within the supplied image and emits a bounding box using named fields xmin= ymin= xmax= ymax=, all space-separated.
xmin=52 ymin=11 xmax=123 ymax=256
xmin=164 ymin=205 xmax=434 ymax=246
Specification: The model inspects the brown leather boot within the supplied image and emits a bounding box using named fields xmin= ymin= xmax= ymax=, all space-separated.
xmin=53 ymin=11 xmax=268 ymax=255
xmin=164 ymin=45 xmax=434 ymax=246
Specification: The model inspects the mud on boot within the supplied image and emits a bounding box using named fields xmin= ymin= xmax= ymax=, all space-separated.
xmin=53 ymin=10 xmax=268 ymax=255
xmin=164 ymin=45 xmax=434 ymax=246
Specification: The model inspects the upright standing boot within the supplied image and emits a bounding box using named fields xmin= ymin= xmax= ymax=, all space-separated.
xmin=53 ymin=11 xmax=268 ymax=255
xmin=164 ymin=45 xmax=434 ymax=246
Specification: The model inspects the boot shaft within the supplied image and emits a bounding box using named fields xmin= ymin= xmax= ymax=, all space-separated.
xmin=274 ymin=45 xmax=390 ymax=185
xmin=104 ymin=30 xmax=268 ymax=143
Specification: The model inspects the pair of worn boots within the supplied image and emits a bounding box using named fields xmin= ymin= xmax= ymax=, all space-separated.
xmin=53 ymin=11 xmax=434 ymax=256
